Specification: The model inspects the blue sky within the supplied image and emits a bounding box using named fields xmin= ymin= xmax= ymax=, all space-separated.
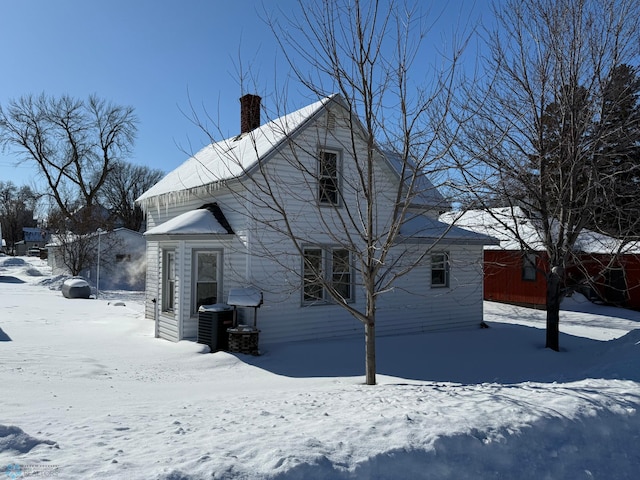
xmin=0 ymin=0 xmax=485 ymax=190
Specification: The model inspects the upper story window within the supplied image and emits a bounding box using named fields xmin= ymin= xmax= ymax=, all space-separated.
xmin=318 ymin=149 xmax=340 ymax=205
xmin=431 ymin=252 xmax=450 ymax=288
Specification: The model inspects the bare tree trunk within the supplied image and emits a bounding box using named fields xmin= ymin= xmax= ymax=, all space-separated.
xmin=453 ymin=0 xmax=640 ymax=352
xmin=365 ymin=319 xmax=376 ymax=386
xmin=545 ymin=266 xmax=563 ymax=351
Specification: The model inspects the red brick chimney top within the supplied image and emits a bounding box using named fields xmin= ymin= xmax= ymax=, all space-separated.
xmin=240 ymin=94 xmax=261 ymax=134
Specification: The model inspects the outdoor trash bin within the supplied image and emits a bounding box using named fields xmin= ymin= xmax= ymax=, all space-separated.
xmin=61 ymin=278 xmax=91 ymax=299
xmin=197 ymin=304 xmax=234 ymax=352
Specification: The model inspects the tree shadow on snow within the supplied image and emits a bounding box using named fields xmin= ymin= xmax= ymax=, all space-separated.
xmin=0 ymin=327 xmax=11 ymax=341
xmin=241 ymin=322 xmax=640 ymax=384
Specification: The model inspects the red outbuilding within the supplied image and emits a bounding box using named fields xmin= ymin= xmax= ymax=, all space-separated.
xmin=443 ymin=208 xmax=640 ymax=311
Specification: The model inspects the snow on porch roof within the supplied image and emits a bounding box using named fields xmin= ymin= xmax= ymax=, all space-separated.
xmin=143 ymin=207 xmax=233 ymax=236
xmin=136 ymin=95 xmax=336 ymax=206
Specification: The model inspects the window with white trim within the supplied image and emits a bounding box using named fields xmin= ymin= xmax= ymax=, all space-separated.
xmin=318 ymin=150 xmax=340 ymax=205
xmin=162 ymin=250 xmax=176 ymax=312
xmin=431 ymin=252 xmax=450 ymax=288
xmin=192 ymin=251 xmax=221 ymax=315
xmin=303 ymin=247 xmax=353 ymax=303
xmin=303 ymin=248 xmax=324 ymax=302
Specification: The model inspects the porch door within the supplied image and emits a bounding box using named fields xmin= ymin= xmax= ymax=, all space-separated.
xmin=193 ymin=251 xmax=221 ymax=314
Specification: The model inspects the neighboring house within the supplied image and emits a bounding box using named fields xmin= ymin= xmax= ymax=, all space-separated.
xmin=14 ymin=228 xmax=50 ymax=256
xmin=136 ymin=94 xmax=497 ymax=345
xmin=47 ymin=227 xmax=146 ymax=290
xmin=444 ymin=207 xmax=640 ymax=309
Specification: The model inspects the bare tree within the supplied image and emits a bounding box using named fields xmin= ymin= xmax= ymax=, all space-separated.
xmin=101 ymin=161 xmax=164 ymax=231
xmin=188 ymin=0 xmax=471 ymax=385
xmin=0 ymin=93 xmax=138 ymax=219
xmin=0 ymin=181 xmax=40 ymax=251
xmin=452 ymin=0 xmax=640 ymax=351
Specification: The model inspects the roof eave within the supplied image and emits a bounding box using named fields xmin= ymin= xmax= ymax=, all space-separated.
xmin=397 ymin=235 xmax=500 ymax=246
xmin=142 ymin=233 xmax=234 ymax=241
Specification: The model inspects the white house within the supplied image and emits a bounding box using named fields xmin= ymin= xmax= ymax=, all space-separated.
xmin=48 ymin=227 xmax=146 ymax=291
xmin=137 ymin=94 xmax=496 ymax=345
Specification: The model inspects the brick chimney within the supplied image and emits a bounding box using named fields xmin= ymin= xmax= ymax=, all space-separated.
xmin=240 ymin=94 xmax=261 ymax=134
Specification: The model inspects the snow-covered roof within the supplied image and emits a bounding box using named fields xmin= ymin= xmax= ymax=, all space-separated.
xmin=45 ymin=228 xmax=142 ymax=247
xmin=441 ymin=207 xmax=640 ymax=254
xmin=143 ymin=208 xmax=232 ymax=236
xmin=137 ymin=95 xmax=336 ymax=207
xmin=399 ymin=213 xmax=499 ymax=245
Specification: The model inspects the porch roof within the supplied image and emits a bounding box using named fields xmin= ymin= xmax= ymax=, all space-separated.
xmin=399 ymin=213 xmax=499 ymax=245
xmin=143 ymin=208 xmax=232 ymax=237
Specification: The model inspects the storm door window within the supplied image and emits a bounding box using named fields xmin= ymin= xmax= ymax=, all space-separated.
xmin=303 ymin=248 xmax=324 ymax=302
xmin=193 ymin=251 xmax=220 ymax=314
xmin=162 ymin=250 xmax=176 ymax=312
xmin=431 ymin=252 xmax=450 ymax=288
xmin=318 ymin=150 xmax=340 ymax=205
xmin=522 ymin=253 xmax=537 ymax=281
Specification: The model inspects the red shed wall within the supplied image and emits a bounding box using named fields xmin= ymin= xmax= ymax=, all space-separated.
xmin=484 ymin=250 xmax=548 ymax=307
xmin=573 ymin=253 xmax=640 ymax=310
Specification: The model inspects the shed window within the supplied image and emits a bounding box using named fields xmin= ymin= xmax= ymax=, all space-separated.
xmin=318 ymin=150 xmax=340 ymax=205
xmin=431 ymin=252 xmax=450 ymax=288
xmin=162 ymin=250 xmax=176 ymax=312
xmin=522 ymin=253 xmax=537 ymax=281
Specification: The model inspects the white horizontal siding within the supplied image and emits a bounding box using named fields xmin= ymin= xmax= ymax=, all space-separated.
xmin=158 ymin=314 xmax=179 ymax=342
xmin=249 ymin=244 xmax=485 ymax=346
xmin=144 ymin=240 xmax=159 ymax=321
xmin=376 ymin=244 xmax=486 ymax=335
xmin=140 ymin=105 xmax=487 ymax=347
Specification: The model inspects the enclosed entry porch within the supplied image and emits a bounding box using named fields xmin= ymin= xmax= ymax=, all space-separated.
xmin=143 ymin=205 xmax=239 ymax=343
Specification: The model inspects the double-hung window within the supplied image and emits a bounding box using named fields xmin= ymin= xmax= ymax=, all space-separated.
xmin=331 ymin=249 xmax=352 ymax=300
xmin=303 ymin=247 xmax=353 ymax=304
xmin=162 ymin=250 xmax=176 ymax=312
xmin=303 ymin=248 xmax=324 ymax=302
xmin=318 ymin=150 xmax=340 ymax=205
xmin=431 ymin=252 xmax=450 ymax=288
xmin=193 ymin=251 xmax=221 ymax=314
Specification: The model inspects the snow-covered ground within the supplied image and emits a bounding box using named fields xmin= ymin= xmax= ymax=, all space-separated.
xmin=1 ymin=256 xmax=639 ymax=479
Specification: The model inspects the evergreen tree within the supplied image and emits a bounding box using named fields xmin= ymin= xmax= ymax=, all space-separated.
xmin=594 ymin=64 xmax=640 ymax=236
